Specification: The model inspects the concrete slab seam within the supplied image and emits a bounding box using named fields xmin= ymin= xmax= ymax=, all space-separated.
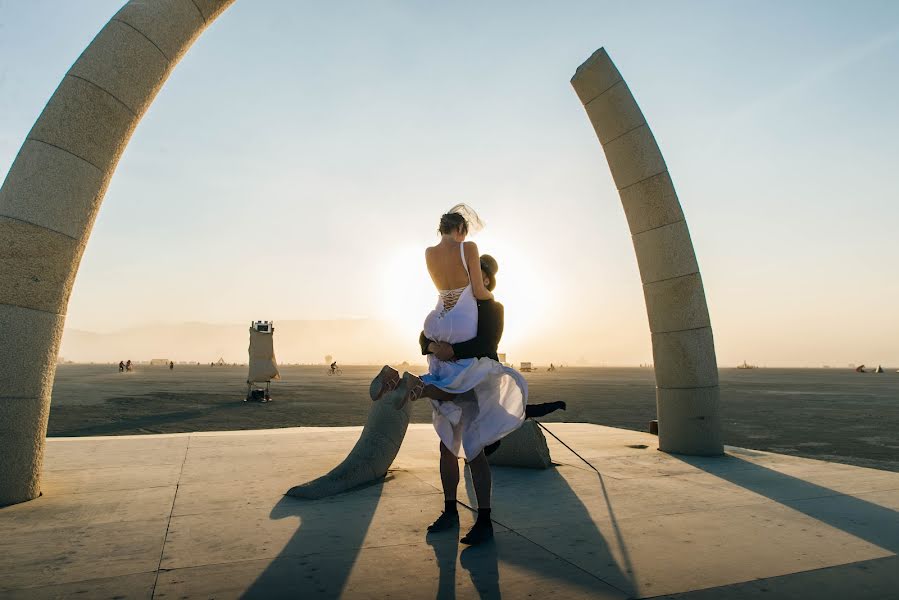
xmin=600 ymin=120 xmax=650 ymax=149
xmin=618 ymin=169 xmax=675 ymax=194
xmin=583 ymin=78 xmax=626 ymax=109
xmin=578 ymin=76 xmax=625 ymax=106
xmin=66 ymin=74 xmax=137 ymax=118
xmin=651 ymin=324 xmax=714 ymax=336
xmin=485 ymin=512 xmax=632 ymax=596
xmin=637 ymin=267 xmax=700 ymax=287
xmin=21 ymin=138 xmax=104 ymax=174
xmin=0 ymin=214 xmax=78 ymax=242
xmin=109 ymin=17 xmax=173 ymax=63
xmin=151 ymin=434 xmax=191 ymax=596
xmin=0 ymin=302 xmax=63 ymax=324
xmin=188 ymin=0 xmax=207 ymax=23
xmin=631 ymin=217 xmax=687 ymax=238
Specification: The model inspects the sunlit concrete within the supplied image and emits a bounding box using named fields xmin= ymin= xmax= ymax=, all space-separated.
xmin=1 ymin=423 xmax=896 ymax=599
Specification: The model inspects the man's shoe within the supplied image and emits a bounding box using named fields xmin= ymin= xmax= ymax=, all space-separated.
xmin=460 ymin=520 xmax=493 ymax=545
xmin=427 ymin=511 xmax=459 ymax=533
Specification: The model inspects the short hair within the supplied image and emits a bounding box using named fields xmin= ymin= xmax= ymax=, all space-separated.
xmin=480 ymin=254 xmax=498 ymax=291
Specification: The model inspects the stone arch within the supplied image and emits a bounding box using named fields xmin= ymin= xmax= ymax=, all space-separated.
xmin=0 ymin=1 xmax=720 ymax=506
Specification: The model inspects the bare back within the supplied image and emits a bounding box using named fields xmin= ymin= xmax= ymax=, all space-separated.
xmin=426 ymin=240 xmax=493 ymax=301
xmin=426 ymin=242 xmax=470 ymax=290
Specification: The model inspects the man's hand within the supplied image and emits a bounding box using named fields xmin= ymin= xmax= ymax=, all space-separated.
xmin=433 ymin=342 xmax=455 ymax=362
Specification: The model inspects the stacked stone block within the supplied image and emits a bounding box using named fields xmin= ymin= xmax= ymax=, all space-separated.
xmin=571 ymin=48 xmax=723 ymax=456
xmin=0 ymin=0 xmax=236 ymax=506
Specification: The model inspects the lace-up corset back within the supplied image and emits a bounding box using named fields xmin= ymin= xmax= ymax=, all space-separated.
xmin=438 ymin=286 xmax=466 ymax=317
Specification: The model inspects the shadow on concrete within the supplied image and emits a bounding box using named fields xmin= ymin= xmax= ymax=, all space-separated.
xmin=457 ymin=463 xmax=635 ymax=597
xmin=241 ymin=478 xmax=387 ymax=599
xmin=459 ymin=542 xmax=501 ymax=599
xmin=674 ymin=455 xmax=899 ymax=554
xmin=427 ymin=525 xmax=462 ymax=600
xmin=427 ymin=523 xmax=502 ymax=600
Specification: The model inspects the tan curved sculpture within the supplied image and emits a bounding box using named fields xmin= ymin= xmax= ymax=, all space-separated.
xmin=286 ymin=398 xmax=412 ymax=499
xmin=0 ymin=0 xmax=237 ymax=506
xmin=571 ymin=49 xmax=723 ymax=456
xmin=0 ymin=6 xmax=721 ymax=507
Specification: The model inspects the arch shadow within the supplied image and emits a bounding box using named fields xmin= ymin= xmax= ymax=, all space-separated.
xmin=672 ymin=455 xmax=899 ymax=554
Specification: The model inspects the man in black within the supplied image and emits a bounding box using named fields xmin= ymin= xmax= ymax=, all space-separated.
xmin=418 ymin=254 xmax=564 ymax=545
xmin=419 ymin=254 xmax=566 ymax=419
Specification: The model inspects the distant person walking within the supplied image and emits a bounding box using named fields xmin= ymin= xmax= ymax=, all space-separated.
xmin=169 ymin=361 xmax=174 ymax=370
xmin=126 ymin=359 xmax=133 ymax=372
xmin=118 ymin=360 xmax=125 ymax=373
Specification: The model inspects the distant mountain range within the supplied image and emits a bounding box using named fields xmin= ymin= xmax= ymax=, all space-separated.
xmin=59 ymin=319 xmax=416 ymax=365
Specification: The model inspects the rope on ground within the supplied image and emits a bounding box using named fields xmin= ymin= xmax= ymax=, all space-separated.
xmin=534 ymin=420 xmax=602 ymax=474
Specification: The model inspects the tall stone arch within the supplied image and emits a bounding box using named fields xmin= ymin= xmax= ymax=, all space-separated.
xmin=571 ymin=50 xmax=722 ymax=458
xmin=0 ymin=1 xmax=721 ymax=506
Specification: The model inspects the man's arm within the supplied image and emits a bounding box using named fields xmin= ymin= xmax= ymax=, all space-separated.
xmin=451 ymin=301 xmax=503 ymax=360
xmin=419 ymin=331 xmax=433 ymax=356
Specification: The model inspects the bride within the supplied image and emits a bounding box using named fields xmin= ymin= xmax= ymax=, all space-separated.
xmin=370 ymin=204 xmax=527 ymax=544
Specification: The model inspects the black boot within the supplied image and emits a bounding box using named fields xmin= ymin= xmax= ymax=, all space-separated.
xmin=427 ymin=501 xmax=460 ymax=533
xmin=525 ymin=401 xmax=567 ymax=419
xmin=461 ymin=508 xmax=494 ymax=545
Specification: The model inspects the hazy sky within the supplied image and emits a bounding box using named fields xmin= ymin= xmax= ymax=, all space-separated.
xmin=2 ymin=1 xmax=898 ymax=366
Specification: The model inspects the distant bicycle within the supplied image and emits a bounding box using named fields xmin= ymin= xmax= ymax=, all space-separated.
xmin=328 ymin=367 xmax=343 ymax=376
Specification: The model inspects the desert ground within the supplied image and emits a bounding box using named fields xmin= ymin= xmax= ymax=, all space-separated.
xmin=47 ymin=365 xmax=899 ymax=473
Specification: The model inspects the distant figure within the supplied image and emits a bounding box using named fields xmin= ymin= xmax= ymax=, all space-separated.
xmin=549 ymin=363 xmax=556 ymax=372
xmin=330 ymin=361 xmax=338 ymax=374
xmin=169 ymin=361 xmax=174 ymax=370
xmin=118 ymin=360 xmax=125 ymax=373
xmin=126 ymin=359 xmax=133 ymax=372
xmin=855 ymin=365 xmax=866 ymax=373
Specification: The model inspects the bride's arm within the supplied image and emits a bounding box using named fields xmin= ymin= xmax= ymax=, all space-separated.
xmin=465 ymin=242 xmax=494 ymax=301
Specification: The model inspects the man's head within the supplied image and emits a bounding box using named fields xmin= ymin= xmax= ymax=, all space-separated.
xmin=480 ymin=254 xmax=498 ymax=291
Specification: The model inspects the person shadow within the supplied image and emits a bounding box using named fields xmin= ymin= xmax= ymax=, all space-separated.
xmin=241 ymin=477 xmax=388 ymax=599
xmin=426 ymin=460 xmax=634 ymax=599
xmin=427 ymin=518 xmax=502 ymax=600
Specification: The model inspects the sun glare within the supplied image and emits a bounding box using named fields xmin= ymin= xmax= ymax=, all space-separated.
xmin=376 ymin=234 xmax=556 ymax=362
xmin=378 ymin=244 xmax=435 ymax=342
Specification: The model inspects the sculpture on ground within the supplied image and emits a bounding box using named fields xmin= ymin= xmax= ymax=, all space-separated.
xmin=571 ymin=49 xmax=723 ymax=456
xmin=286 ymin=398 xmax=412 ymax=499
xmin=0 ymin=0 xmax=720 ymax=507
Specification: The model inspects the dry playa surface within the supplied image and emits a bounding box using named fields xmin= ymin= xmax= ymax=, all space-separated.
xmin=48 ymin=365 xmax=899 ymax=472
xmin=1 ymin=423 xmax=898 ymax=599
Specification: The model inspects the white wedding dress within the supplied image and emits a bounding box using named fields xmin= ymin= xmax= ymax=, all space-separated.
xmin=421 ymin=242 xmax=527 ymax=459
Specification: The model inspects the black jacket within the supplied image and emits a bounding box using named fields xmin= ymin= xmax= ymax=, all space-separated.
xmin=419 ymin=299 xmax=504 ymax=361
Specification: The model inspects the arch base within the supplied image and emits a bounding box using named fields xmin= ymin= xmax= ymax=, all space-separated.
xmin=656 ymin=386 xmax=723 ymax=456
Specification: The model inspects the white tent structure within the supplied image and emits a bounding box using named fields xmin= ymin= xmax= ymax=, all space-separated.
xmin=246 ymin=321 xmax=280 ymax=401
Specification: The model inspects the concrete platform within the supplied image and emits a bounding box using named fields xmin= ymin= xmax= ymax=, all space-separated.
xmin=1 ymin=423 xmax=897 ymax=599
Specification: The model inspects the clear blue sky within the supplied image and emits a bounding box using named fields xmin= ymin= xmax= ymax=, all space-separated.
xmin=2 ymin=1 xmax=898 ymax=366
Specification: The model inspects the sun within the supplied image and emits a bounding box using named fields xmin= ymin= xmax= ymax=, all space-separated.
xmin=376 ymin=234 xmax=556 ymax=360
